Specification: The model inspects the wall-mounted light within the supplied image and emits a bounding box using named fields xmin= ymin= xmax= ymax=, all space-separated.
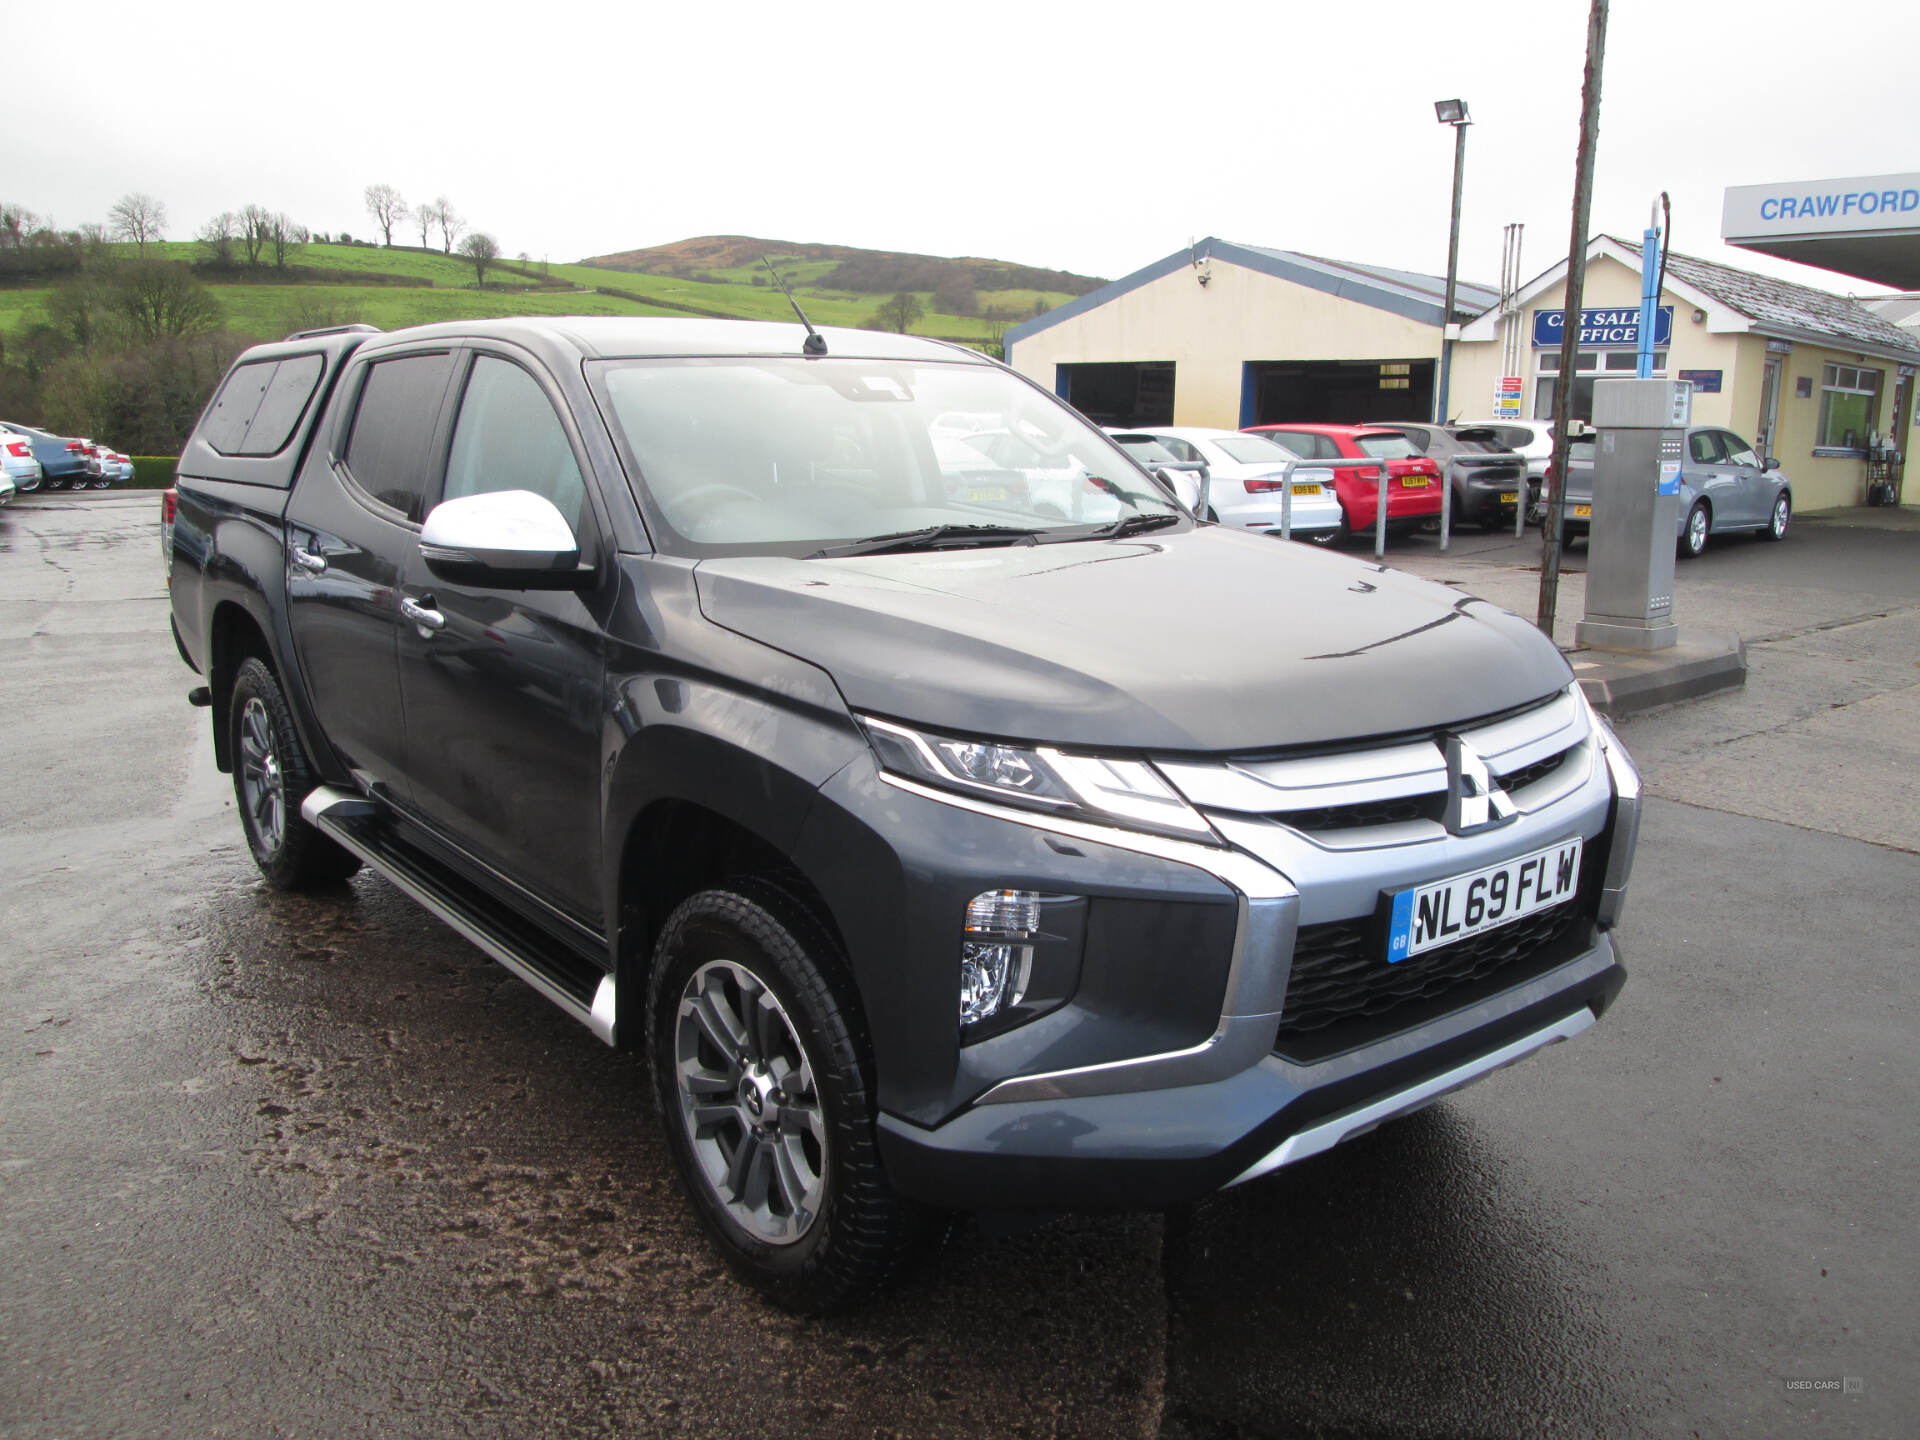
xmin=1692 ymin=308 xmax=1706 ymax=323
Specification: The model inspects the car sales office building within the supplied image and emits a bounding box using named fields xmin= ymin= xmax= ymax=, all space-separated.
xmin=1447 ymin=233 xmax=1920 ymax=512
xmin=1010 ymin=232 xmax=1920 ymax=514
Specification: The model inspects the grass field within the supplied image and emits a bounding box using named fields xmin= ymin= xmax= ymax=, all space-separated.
xmin=0 ymin=240 xmax=1071 ymax=347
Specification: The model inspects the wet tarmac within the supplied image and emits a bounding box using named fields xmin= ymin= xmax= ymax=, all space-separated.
xmin=3 ymin=494 xmax=1913 ymax=1437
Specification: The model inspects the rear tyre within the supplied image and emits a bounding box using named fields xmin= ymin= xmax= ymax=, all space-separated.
xmin=229 ymin=657 xmax=362 ymax=890
xmin=1678 ymin=501 xmax=1710 ymax=560
xmin=44 ymin=476 xmax=67 ymax=492
xmin=1759 ymin=492 xmax=1790 ymax=541
xmin=649 ymin=881 xmax=930 ymax=1314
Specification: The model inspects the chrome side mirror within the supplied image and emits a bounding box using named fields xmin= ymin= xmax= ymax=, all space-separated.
xmin=419 ymin=489 xmax=590 ymax=590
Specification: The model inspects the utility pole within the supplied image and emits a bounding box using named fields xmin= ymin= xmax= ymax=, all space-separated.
xmin=1538 ymin=0 xmax=1609 ymax=640
xmin=1433 ymin=101 xmax=1472 ymax=425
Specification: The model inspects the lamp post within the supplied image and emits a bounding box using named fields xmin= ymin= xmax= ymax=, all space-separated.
xmin=1433 ymin=99 xmax=1471 ymax=426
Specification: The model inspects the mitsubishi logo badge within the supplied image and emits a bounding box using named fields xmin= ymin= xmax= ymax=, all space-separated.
xmin=1443 ymin=735 xmax=1517 ymax=835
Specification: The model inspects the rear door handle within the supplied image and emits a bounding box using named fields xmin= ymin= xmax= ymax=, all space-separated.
xmin=290 ymin=546 xmax=327 ymax=575
xmin=400 ymin=595 xmax=445 ymax=635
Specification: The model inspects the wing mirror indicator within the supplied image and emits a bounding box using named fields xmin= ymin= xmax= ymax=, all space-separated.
xmin=419 ymin=489 xmax=593 ymax=591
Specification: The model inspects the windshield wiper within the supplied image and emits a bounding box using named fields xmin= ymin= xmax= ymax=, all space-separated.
xmin=1041 ymin=512 xmax=1183 ymax=544
xmin=806 ymin=524 xmax=1044 ymax=560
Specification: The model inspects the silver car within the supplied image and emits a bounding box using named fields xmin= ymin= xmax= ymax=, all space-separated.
xmin=1551 ymin=426 xmax=1792 ymax=558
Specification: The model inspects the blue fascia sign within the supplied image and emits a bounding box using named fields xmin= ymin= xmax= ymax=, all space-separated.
xmin=1533 ymin=306 xmax=1674 ymax=348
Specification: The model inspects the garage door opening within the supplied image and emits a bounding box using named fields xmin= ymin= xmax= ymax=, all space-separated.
xmin=1055 ymin=362 xmax=1175 ymax=427
xmin=1241 ymin=360 xmax=1435 ymax=426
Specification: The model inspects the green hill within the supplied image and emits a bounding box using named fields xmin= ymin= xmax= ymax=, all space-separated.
xmin=0 ymin=235 xmax=1097 ymax=351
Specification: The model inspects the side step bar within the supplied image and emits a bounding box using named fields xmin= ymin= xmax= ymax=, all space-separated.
xmin=301 ymin=786 xmax=618 ymax=1046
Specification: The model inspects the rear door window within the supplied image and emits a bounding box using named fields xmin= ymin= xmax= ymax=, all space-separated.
xmin=342 ymin=352 xmax=459 ymax=522
xmin=1688 ymin=431 xmax=1725 ymax=465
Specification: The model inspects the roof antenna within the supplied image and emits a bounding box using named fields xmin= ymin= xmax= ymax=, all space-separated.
xmin=762 ymin=256 xmax=827 ymax=356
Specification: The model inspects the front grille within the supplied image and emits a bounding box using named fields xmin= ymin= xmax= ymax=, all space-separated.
xmin=1497 ymin=749 xmax=1568 ymax=794
xmin=1276 ymin=792 xmax=1446 ymax=833
xmin=1277 ymin=900 xmax=1582 ymax=1036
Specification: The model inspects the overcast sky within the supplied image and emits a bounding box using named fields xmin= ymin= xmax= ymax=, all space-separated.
xmin=11 ymin=0 xmax=1916 ymax=297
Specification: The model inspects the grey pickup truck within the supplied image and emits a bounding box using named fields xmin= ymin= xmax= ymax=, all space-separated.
xmin=166 ymin=317 xmax=1640 ymax=1312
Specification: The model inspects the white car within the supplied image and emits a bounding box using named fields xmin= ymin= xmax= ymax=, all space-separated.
xmin=1 ymin=430 xmax=42 ymax=494
xmin=1114 ymin=426 xmax=1345 ymax=543
xmin=96 ymin=447 xmax=134 ymax=487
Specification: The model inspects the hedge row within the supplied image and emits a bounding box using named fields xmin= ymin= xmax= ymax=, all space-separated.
xmin=129 ymin=456 xmax=178 ymax=489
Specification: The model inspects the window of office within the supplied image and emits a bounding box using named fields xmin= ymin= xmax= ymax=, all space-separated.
xmin=1533 ymin=351 xmax=1667 ymax=423
xmin=1818 ymin=364 xmax=1880 ymax=451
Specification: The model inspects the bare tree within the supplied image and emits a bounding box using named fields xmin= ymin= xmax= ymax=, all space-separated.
xmin=267 ymin=213 xmax=306 ymax=270
xmin=874 ymin=291 xmax=924 ymax=333
xmin=107 ymin=193 xmax=168 ymax=255
xmin=363 ymin=184 xmax=408 ymax=247
xmin=112 ymin=260 xmax=222 ymax=343
xmin=458 ymin=232 xmax=500 ymax=286
xmin=197 ymin=211 xmax=239 ymax=267
xmin=239 ymin=205 xmax=273 ymax=266
xmin=0 ymin=202 xmax=41 ymax=251
xmin=415 ymin=200 xmax=435 ymax=250
xmin=432 ymin=196 xmax=463 ymax=254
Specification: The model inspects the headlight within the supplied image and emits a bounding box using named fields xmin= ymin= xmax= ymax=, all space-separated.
xmin=860 ymin=715 xmax=1218 ymax=843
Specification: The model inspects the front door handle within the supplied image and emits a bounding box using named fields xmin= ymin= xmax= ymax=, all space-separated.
xmin=290 ymin=546 xmax=327 ymax=575
xmin=401 ymin=595 xmax=445 ymax=635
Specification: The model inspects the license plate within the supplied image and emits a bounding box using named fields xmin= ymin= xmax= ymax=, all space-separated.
xmin=1399 ymin=476 xmax=1431 ymax=487
xmin=1572 ymin=504 xmax=1592 ymax=518
xmin=1290 ymin=483 xmax=1323 ymax=496
xmin=966 ymin=486 xmax=1009 ymax=503
xmin=1386 ymin=837 xmax=1584 ymax=962
xmin=1500 ymin=491 xmax=1519 ymax=503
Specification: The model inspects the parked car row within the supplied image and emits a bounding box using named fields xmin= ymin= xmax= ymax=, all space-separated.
xmin=0 ymin=422 xmax=131 ymax=493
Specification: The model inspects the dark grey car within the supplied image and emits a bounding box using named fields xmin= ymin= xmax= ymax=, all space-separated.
xmin=167 ymin=318 xmax=1641 ymax=1312
xmin=1366 ymin=422 xmax=1528 ymax=527
xmin=1550 ymin=425 xmax=1792 ymax=557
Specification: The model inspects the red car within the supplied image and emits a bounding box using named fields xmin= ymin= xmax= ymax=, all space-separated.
xmin=1242 ymin=423 xmax=1444 ymax=539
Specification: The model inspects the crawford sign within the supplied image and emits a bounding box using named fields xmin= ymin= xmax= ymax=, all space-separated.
xmin=1532 ymin=306 xmax=1673 ymax=349
xmin=1724 ymin=172 xmax=1920 ymax=239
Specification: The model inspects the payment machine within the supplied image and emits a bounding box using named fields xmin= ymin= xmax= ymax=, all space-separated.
xmin=1575 ymin=378 xmax=1693 ymax=653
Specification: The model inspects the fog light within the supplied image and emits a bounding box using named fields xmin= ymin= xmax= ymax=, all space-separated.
xmin=960 ymin=941 xmax=1018 ymax=1025
xmin=960 ymin=889 xmax=1040 ymax=1027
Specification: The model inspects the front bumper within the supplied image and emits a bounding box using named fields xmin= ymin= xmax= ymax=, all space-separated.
xmin=880 ymin=935 xmax=1623 ymax=1210
xmin=862 ymin=700 xmax=1637 ymax=1211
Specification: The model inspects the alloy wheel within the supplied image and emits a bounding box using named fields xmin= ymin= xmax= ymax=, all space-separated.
xmin=1687 ymin=505 xmax=1708 ymax=555
xmin=237 ymin=696 xmax=286 ymax=855
xmin=673 ymin=958 xmax=828 ymax=1245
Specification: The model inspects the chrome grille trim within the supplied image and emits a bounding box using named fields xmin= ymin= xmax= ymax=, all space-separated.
xmin=1154 ymin=688 xmax=1589 ymax=841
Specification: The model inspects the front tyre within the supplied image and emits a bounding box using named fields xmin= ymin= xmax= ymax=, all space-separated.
xmin=229 ymin=657 xmax=361 ymax=890
xmin=649 ymin=882 xmax=926 ymax=1314
xmin=1759 ymin=492 xmax=1790 ymax=541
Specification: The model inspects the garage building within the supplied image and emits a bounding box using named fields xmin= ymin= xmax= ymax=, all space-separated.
xmin=1004 ymin=238 xmax=1496 ymax=431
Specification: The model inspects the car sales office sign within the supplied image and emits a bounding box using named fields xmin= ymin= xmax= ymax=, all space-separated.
xmin=1533 ymin=306 xmax=1674 ymax=349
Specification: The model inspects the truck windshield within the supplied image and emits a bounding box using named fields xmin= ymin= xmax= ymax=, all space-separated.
xmin=592 ymin=357 xmax=1184 ymax=556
